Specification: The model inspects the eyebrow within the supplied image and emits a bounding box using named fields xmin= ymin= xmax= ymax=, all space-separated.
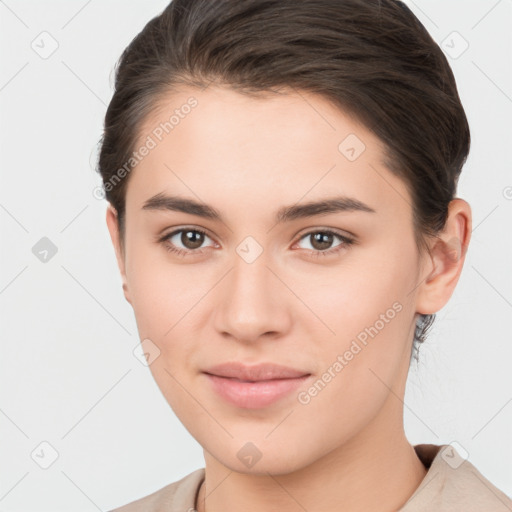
xmin=142 ymin=192 xmax=376 ymax=223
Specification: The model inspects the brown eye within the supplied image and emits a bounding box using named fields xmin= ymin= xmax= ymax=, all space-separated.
xmin=180 ymin=229 xmax=205 ymax=249
xmin=295 ymin=229 xmax=354 ymax=258
xmin=160 ymin=227 xmax=215 ymax=256
xmin=309 ymin=232 xmax=335 ymax=251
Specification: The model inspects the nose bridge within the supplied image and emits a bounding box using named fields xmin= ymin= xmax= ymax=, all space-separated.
xmin=232 ymin=241 xmax=272 ymax=298
xmin=214 ymin=239 xmax=291 ymax=341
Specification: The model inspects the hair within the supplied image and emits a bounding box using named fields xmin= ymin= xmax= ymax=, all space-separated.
xmin=96 ymin=0 xmax=470 ymax=360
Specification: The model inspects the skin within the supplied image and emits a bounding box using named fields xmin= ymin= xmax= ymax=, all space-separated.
xmin=106 ymin=85 xmax=472 ymax=512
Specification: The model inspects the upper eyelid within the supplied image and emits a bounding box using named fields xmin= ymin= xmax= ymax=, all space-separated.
xmin=295 ymin=226 xmax=354 ymax=240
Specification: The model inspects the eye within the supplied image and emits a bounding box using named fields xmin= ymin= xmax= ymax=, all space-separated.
xmin=159 ymin=227 xmax=216 ymax=257
xmin=293 ymin=229 xmax=354 ymax=258
xmin=158 ymin=227 xmax=355 ymax=259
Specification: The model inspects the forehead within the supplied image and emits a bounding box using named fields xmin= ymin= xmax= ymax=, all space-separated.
xmin=126 ymin=85 xmax=411 ymax=221
xmin=138 ymin=84 xmax=384 ymax=156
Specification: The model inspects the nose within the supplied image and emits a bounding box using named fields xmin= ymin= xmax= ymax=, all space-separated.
xmin=213 ymin=248 xmax=293 ymax=344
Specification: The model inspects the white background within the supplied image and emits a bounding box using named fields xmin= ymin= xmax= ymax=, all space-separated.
xmin=1 ymin=0 xmax=511 ymax=510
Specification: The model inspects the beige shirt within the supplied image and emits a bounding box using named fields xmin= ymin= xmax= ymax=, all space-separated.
xmin=110 ymin=443 xmax=512 ymax=511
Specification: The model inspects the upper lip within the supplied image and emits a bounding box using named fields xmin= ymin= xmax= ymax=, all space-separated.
xmin=203 ymin=362 xmax=311 ymax=381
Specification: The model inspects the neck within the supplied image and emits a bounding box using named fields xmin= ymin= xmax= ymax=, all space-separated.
xmin=196 ymin=423 xmax=427 ymax=512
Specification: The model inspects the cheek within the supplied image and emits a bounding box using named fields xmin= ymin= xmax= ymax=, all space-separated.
xmin=296 ymin=245 xmax=417 ymax=403
xmin=292 ymin=301 xmax=413 ymax=450
xmin=125 ymin=241 xmax=205 ymax=335
xmin=289 ymin=245 xmax=415 ymax=340
xmin=124 ymin=245 xmax=209 ymax=372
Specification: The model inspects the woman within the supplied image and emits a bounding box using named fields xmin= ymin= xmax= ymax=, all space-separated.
xmin=98 ymin=0 xmax=512 ymax=510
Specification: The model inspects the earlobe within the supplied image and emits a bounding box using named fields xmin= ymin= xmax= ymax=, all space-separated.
xmin=105 ymin=205 xmax=132 ymax=305
xmin=415 ymin=198 xmax=472 ymax=315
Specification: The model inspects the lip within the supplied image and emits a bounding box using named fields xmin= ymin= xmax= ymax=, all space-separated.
xmin=203 ymin=361 xmax=310 ymax=381
xmin=202 ymin=362 xmax=311 ymax=409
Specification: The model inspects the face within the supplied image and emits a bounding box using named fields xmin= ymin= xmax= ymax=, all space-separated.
xmin=107 ymin=85 xmax=429 ymax=474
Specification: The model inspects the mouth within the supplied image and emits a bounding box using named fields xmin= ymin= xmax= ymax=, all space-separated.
xmin=203 ymin=361 xmax=311 ymax=381
xmin=204 ymin=373 xmax=311 ymax=409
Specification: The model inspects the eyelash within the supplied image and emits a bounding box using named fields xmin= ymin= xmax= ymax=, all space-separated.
xmin=159 ymin=227 xmax=355 ymax=259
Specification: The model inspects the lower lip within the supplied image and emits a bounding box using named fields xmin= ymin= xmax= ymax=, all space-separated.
xmin=204 ymin=373 xmax=311 ymax=409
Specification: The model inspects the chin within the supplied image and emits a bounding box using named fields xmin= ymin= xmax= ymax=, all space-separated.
xmin=203 ymin=435 xmax=320 ymax=476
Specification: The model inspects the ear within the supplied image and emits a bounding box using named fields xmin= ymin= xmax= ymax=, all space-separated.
xmin=415 ymin=198 xmax=472 ymax=315
xmin=105 ymin=204 xmax=132 ymax=305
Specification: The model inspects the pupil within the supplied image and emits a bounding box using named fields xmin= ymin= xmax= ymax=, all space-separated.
xmin=183 ymin=230 xmax=204 ymax=249
xmin=313 ymin=232 xmax=332 ymax=250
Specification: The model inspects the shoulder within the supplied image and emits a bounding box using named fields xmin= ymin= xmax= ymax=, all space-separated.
xmin=402 ymin=444 xmax=512 ymax=512
xmin=108 ymin=468 xmax=205 ymax=512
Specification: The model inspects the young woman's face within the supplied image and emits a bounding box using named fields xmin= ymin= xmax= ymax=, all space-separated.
xmin=109 ymin=85 xmax=428 ymax=473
